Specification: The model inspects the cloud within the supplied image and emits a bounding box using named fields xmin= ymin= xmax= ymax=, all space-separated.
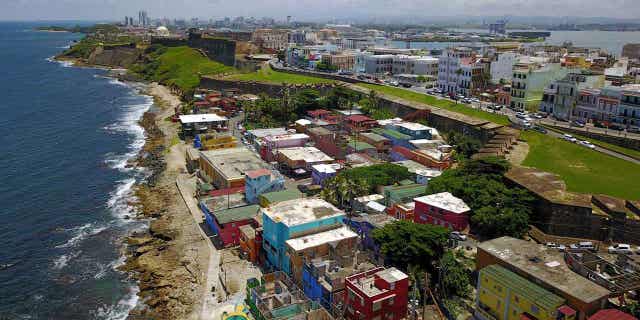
xmin=0 ymin=0 xmax=638 ymax=21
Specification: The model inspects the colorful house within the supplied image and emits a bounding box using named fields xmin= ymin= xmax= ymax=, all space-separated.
xmin=359 ymin=132 xmax=392 ymax=152
xmin=201 ymin=203 xmax=260 ymax=247
xmin=311 ymin=163 xmax=343 ymax=186
xmin=285 ymin=226 xmax=358 ymax=285
xmin=382 ymin=183 xmax=427 ymax=207
xmin=414 ymin=192 xmax=470 ymax=231
xmin=258 ymin=188 xmax=304 ymax=208
xmin=239 ymin=216 xmax=263 ymax=264
xmin=244 ymin=169 xmax=285 ymax=204
xmin=476 ymin=264 xmax=576 ymax=320
xmin=346 ymin=214 xmax=396 ymax=260
xmin=345 ymin=115 xmax=378 ymax=133
xmin=373 ymin=128 xmax=413 ymax=149
xmin=344 ymin=267 xmax=409 ymax=320
xmin=391 ymin=122 xmax=433 ymax=140
xmin=261 ymin=198 xmax=346 ymax=272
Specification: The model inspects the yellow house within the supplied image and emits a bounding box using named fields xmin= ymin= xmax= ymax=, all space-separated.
xmin=476 ymin=265 xmax=576 ymax=320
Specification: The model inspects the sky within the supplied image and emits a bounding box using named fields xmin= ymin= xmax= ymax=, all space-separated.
xmin=1 ymin=0 xmax=639 ymax=21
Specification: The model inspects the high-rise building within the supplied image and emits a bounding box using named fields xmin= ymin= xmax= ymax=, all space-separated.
xmin=138 ymin=10 xmax=148 ymax=27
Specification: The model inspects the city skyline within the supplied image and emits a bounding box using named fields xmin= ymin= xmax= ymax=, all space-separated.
xmin=1 ymin=0 xmax=640 ymax=21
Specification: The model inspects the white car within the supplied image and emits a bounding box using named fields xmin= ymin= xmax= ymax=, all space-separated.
xmin=558 ymin=244 xmax=567 ymax=252
xmin=570 ymin=241 xmax=596 ymax=252
xmin=562 ymin=134 xmax=578 ymax=143
xmin=450 ymin=231 xmax=467 ymax=241
xmin=608 ymin=244 xmax=633 ymax=254
xmin=579 ymin=140 xmax=596 ymax=149
xmin=546 ymin=242 xmax=558 ymax=249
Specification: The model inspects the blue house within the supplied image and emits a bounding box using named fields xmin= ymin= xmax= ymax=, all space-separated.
xmin=391 ymin=122 xmax=433 ymax=140
xmin=244 ymin=169 xmax=285 ymax=204
xmin=261 ymin=198 xmax=346 ymax=273
xmin=346 ymin=214 xmax=397 ymax=261
xmin=311 ymin=163 xmax=342 ymax=186
xmin=373 ymin=127 xmax=413 ymax=149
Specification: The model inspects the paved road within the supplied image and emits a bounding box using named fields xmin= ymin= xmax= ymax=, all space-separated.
xmin=539 ymin=119 xmax=640 ymax=141
xmin=543 ymin=127 xmax=640 ymax=164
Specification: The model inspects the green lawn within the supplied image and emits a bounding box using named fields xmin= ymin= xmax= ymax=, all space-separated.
xmin=152 ymin=46 xmax=235 ymax=92
xmin=521 ymin=131 xmax=640 ymax=200
xmin=544 ymin=127 xmax=640 ymax=160
xmin=227 ymin=64 xmax=334 ymax=85
xmin=356 ymin=83 xmax=510 ymax=126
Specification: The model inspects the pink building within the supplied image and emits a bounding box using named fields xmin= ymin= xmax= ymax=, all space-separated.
xmin=414 ymin=192 xmax=470 ymax=231
xmin=259 ymin=133 xmax=309 ymax=161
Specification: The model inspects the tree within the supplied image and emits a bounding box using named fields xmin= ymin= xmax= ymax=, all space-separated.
xmin=320 ymin=175 xmax=370 ymax=209
xmin=438 ymin=252 xmax=471 ymax=298
xmin=293 ymin=89 xmax=321 ymax=115
xmin=340 ymin=163 xmax=412 ymax=193
xmin=372 ymin=220 xmax=450 ymax=272
xmin=445 ymin=131 xmax=481 ymax=160
xmin=426 ymin=157 xmax=535 ymax=238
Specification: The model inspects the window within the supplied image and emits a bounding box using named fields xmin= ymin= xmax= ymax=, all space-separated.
xmin=531 ymin=305 xmax=539 ymax=314
xmin=373 ymin=301 xmax=381 ymax=311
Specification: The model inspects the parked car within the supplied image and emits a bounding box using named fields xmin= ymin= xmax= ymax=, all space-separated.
xmin=570 ymin=241 xmax=596 ymax=251
xmin=450 ymin=231 xmax=467 ymax=241
xmin=608 ymin=243 xmax=633 ymax=254
xmin=516 ymin=112 xmax=527 ymax=119
xmin=532 ymin=126 xmax=547 ymax=134
xmin=571 ymin=120 xmax=586 ymax=128
xmin=546 ymin=242 xmax=558 ymax=249
xmin=628 ymin=127 xmax=640 ymax=134
xmin=579 ymin=140 xmax=596 ymax=149
xmin=562 ymin=134 xmax=578 ymax=143
xmin=558 ymin=244 xmax=567 ymax=252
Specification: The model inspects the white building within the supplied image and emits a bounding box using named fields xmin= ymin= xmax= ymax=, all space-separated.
xmin=364 ymin=54 xmax=394 ymax=75
xmin=490 ymin=52 xmax=517 ymax=84
xmin=437 ymin=47 xmax=483 ymax=97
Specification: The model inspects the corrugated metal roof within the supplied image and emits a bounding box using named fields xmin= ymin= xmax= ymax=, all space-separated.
xmin=481 ymin=264 xmax=565 ymax=311
xmin=213 ymin=205 xmax=260 ymax=224
xmin=259 ymin=189 xmax=303 ymax=205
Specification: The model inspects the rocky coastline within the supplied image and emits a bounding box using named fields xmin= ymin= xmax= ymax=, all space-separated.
xmin=119 ymin=84 xmax=207 ymax=320
xmin=54 ymin=54 xmax=207 ymax=319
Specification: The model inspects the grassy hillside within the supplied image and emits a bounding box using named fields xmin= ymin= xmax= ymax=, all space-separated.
xmin=357 ymin=83 xmax=510 ymax=126
xmin=227 ymin=64 xmax=334 ymax=85
xmin=521 ymin=131 xmax=640 ymax=200
xmin=138 ymin=46 xmax=235 ymax=93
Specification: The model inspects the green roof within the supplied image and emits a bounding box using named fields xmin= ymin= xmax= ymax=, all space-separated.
xmin=348 ymin=139 xmax=375 ymax=151
xmin=360 ymin=132 xmax=389 ymax=143
xmin=213 ymin=204 xmax=260 ymax=224
xmin=372 ymin=127 xmax=411 ymax=140
xmin=383 ymin=184 xmax=427 ymax=204
xmin=259 ymin=189 xmax=303 ymax=205
xmin=481 ymin=265 xmax=565 ymax=311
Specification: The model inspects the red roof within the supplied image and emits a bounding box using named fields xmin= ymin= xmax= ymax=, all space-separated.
xmin=589 ymin=310 xmax=637 ymax=320
xmin=194 ymin=101 xmax=211 ymax=106
xmin=347 ymin=115 xmax=374 ymax=122
xmin=557 ymin=306 xmax=576 ymax=317
xmin=308 ymin=109 xmax=330 ymax=117
xmin=209 ymin=186 xmax=245 ymax=197
xmin=245 ymin=168 xmax=272 ymax=179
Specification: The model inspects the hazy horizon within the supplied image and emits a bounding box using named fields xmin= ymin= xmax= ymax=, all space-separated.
xmin=1 ymin=0 xmax=640 ymax=22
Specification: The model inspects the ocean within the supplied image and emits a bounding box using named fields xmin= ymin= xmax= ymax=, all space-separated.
xmin=390 ymin=29 xmax=640 ymax=56
xmin=0 ymin=22 xmax=152 ymax=319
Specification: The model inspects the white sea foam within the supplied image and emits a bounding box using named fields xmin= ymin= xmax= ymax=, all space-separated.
xmin=108 ymin=78 xmax=129 ymax=87
xmin=45 ymin=56 xmax=73 ymax=67
xmin=55 ymin=223 xmax=108 ymax=249
xmin=94 ymin=285 xmax=140 ymax=320
xmin=52 ymin=250 xmax=82 ymax=270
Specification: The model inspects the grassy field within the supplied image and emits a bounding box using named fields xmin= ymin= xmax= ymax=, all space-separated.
xmin=151 ymin=46 xmax=235 ymax=92
xmin=544 ymin=127 xmax=640 ymax=160
xmin=227 ymin=64 xmax=334 ymax=85
xmin=356 ymin=83 xmax=510 ymax=126
xmin=521 ymin=130 xmax=640 ymax=200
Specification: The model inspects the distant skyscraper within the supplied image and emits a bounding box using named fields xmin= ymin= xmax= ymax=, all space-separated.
xmin=287 ymin=16 xmax=292 ymax=25
xmin=138 ymin=10 xmax=148 ymax=27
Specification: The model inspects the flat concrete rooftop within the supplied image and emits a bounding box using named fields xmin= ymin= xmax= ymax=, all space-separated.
xmin=478 ymin=237 xmax=610 ymax=304
xmin=262 ymin=198 xmax=345 ymax=227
